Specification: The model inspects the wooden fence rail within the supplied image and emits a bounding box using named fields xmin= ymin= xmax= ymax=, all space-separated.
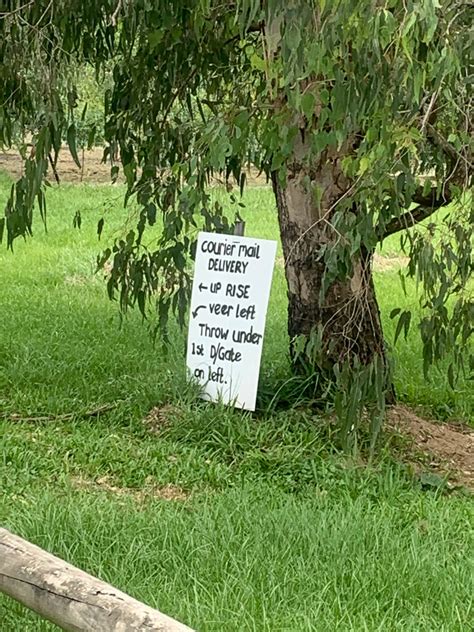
xmin=0 ymin=528 xmax=195 ymax=631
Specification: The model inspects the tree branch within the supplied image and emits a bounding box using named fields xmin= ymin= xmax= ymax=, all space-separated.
xmin=0 ymin=402 xmax=118 ymax=423
xmin=0 ymin=1 xmax=34 ymax=19
xmin=426 ymin=123 xmax=473 ymax=170
xmin=110 ymin=0 xmax=122 ymax=26
xmin=378 ymin=187 xmax=451 ymax=240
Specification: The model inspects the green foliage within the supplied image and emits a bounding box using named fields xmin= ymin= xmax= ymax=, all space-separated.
xmin=401 ymin=198 xmax=473 ymax=385
xmin=0 ymin=1 xmax=472 ymax=433
xmin=0 ymin=180 xmax=470 ymax=424
xmin=292 ymin=330 xmax=393 ymax=453
xmin=1 ymin=185 xmax=473 ymax=630
xmin=2 ymin=478 xmax=473 ymax=631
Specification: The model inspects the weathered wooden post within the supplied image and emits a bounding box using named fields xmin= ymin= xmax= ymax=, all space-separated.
xmin=233 ymin=220 xmax=245 ymax=236
xmin=0 ymin=528 xmax=195 ymax=632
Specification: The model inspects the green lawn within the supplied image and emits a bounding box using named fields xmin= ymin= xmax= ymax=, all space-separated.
xmin=1 ymin=174 xmax=473 ymax=631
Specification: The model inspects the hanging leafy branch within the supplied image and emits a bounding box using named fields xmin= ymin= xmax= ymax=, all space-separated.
xmin=0 ymin=0 xmax=472 ymax=440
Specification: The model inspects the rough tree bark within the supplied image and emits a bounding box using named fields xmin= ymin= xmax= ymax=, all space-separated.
xmin=272 ymin=135 xmax=388 ymax=380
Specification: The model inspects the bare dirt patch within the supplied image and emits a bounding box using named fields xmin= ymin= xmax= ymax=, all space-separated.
xmin=0 ymin=148 xmax=114 ymax=184
xmin=143 ymin=404 xmax=183 ymax=435
xmin=275 ymin=253 xmax=409 ymax=272
xmin=64 ymin=273 xmax=93 ymax=286
xmin=387 ymin=405 xmax=474 ymax=489
xmin=72 ymin=475 xmax=189 ymax=502
xmin=0 ymin=148 xmax=268 ymax=186
xmin=373 ymin=253 xmax=408 ymax=271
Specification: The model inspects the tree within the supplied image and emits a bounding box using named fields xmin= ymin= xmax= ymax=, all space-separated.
xmin=0 ymin=1 xmax=472 ymax=445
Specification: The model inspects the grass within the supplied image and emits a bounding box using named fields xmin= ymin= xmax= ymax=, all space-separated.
xmin=0 ymin=172 xmax=473 ymax=630
xmin=2 ymin=483 xmax=473 ymax=631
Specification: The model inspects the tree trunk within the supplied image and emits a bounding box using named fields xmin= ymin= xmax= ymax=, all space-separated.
xmin=271 ymin=139 xmax=388 ymax=381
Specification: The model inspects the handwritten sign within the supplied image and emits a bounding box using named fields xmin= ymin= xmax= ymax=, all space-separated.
xmin=187 ymin=231 xmax=277 ymax=411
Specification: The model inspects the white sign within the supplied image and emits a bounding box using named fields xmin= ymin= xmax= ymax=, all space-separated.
xmin=187 ymin=231 xmax=277 ymax=411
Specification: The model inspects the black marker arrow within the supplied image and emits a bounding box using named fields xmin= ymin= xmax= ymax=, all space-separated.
xmin=192 ymin=305 xmax=207 ymax=319
xmin=198 ymin=283 xmax=208 ymax=292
